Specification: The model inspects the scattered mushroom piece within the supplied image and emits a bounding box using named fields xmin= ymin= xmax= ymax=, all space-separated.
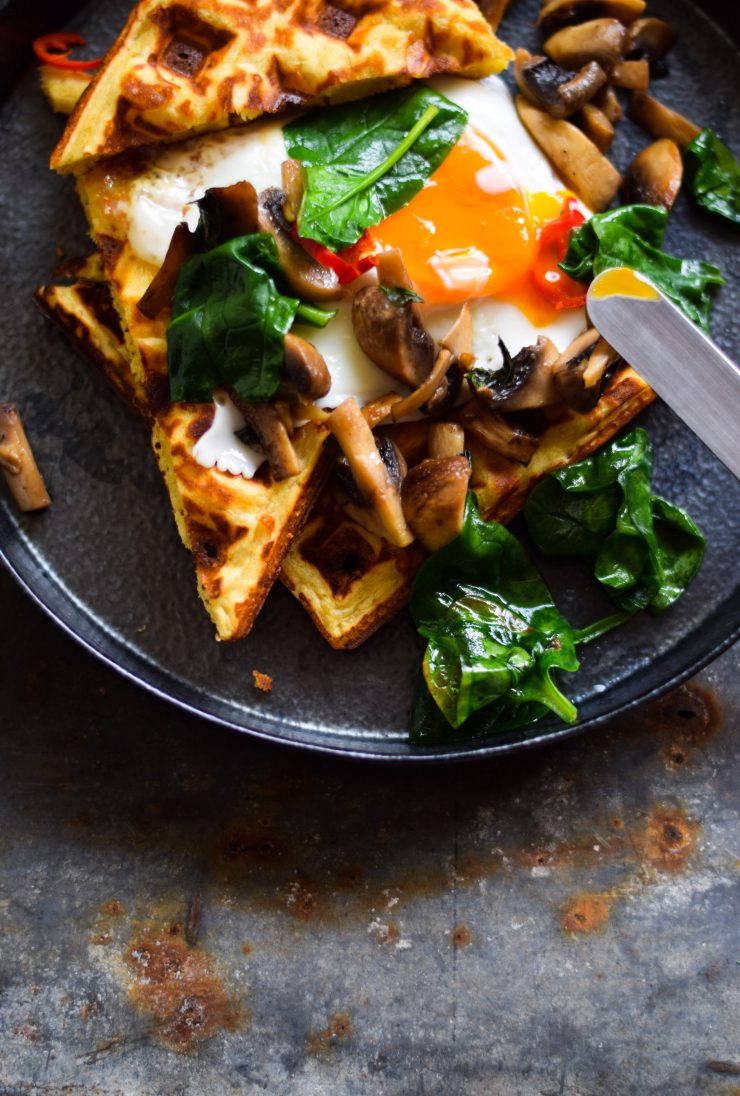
xmin=204 ymin=180 xmax=259 ymax=240
xmin=578 ymin=102 xmax=615 ymax=151
xmin=544 ymin=19 xmax=628 ymax=70
xmin=470 ymin=337 xmax=561 ymax=412
xmin=460 ymin=400 xmax=539 ymax=464
xmin=516 ymin=95 xmax=621 ymax=211
xmin=375 ymin=248 xmax=416 ymax=293
xmin=610 ymin=59 xmax=650 ymax=91
xmin=515 ymin=50 xmax=606 ymax=119
xmin=352 ymin=284 xmax=434 ymax=389
xmin=429 ymin=422 xmax=466 ymax=459
xmin=281 ymin=159 xmax=304 ymax=224
xmin=335 ymin=432 xmax=407 ymax=508
xmin=552 ymin=328 xmax=620 ymax=412
xmin=391 ymin=349 xmax=453 ymax=421
xmin=137 ymin=222 xmax=194 ymax=319
xmin=0 ymin=403 xmax=51 ymax=512
xmin=402 ymin=456 xmax=471 ymax=551
xmin=233 ymin=396 xmax=301 ymax=480
xmin=594 ymin=84 xmax=622 ymax=125
xmin=361 ymin=392 xmax=404 ymax=428
xmin=627 ymin=17 xmax=678 ymax=63
xmin=391 ymin=302 xmax=474 ymax=421
xmin=622 ymin=138 xmax=683 ymax=209
xmin=538 ymin=0 xmax=645 ymax=34
xmin=628 ymin=92 xmax=701 ymax=149
xmin=278 ymin=333 xmax=332 ymax=401
xmin=257 ymin=189 xmax=341 ymax=301
xmin=327 ymin=398 xmax=414 ymax=547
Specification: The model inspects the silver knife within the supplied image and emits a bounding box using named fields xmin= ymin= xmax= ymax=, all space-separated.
xmin=586 ymin=267 xmax=740 ymax=480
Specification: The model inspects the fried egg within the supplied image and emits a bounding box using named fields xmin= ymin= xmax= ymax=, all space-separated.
xmin=127 ymin=76 xmax=589 ymax=465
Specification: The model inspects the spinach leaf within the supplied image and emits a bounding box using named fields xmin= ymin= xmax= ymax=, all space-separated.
xmin=167 ymin=234 xmax=299 ymax=403
xmin=560 ymin=204 xmax=724 ymax=331
xmin=283 ymin=86 xmax=468 ymax=251
xmin=380 ymin=284 xmax=424 ymax=307
xmin=410 ymin=494 xmax=579 ymax=733
xmin=684 ymin=129 xmax=740 ymax=225
xmin=524 ymin=427 xmax=705 ymax=615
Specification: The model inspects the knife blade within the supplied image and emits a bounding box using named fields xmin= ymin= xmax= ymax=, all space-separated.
xmin=586 ymin=267 xmax=740 ymax=481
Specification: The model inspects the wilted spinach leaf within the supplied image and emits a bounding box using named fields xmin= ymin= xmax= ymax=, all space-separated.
xmin=410 ymin=494 xmax=579 ymax=735
xmin=283 ymin=86 xmax=468 ymax=251
xmin=167 ymin=234 xmax=299 ymax=403
xmin=524 ymin=427 xmax=705 ymax=615
xmin=684 ymin=128 xmax=740 ymax=225
xmin=560 ymin=204 xmax=724 ymax=331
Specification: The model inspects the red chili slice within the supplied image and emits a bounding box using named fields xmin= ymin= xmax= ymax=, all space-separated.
xmin=532 ymin=198 xmax=589 ymax=311
xmin=292 ymin=228 xmax=378 ymax=285
xmin=33 ymin=32 xmax=101 ymax=72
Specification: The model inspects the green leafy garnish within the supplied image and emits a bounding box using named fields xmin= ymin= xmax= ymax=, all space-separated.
xmin=684 ymin=128 xmax=740 ymax=225
xmin=283 ymin=86 xmax=468 ymax=251
xmin=379 ymin=284 xmax=424 ymax=307
xmin=524 ymin=427 xmax=705 ymax=615
xmin=410 ymin=495 xmax=579 ymax=736
xmin=167 ymin=234 xmax=299 ymax=403
xmin=560 ymin=204 xmax=724 ymax=331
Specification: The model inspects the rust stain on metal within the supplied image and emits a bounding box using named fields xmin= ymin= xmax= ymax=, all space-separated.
xmin=126 ymin=928 xmax=243 ymax=1051
xmin=376 ymin=921 xmax=400 ymax=945
xmin=643 ymin=682 xmax=722 ymax=768
xmin=452 ymin=923 xmax=472 ymax=948
xmin=90 ymin=932 xmax=113 ymax=946
xmin=286 ymin=879 xmax=322 ymax=922
xmin=561 ymin=894 xmax=612 ymax=936
xmin=306 ymin=1012 xmax=354 ymax=1055
xmin=641 ymin=805 xmax=700 ymax=873
xmin=13 ymin=1019 xmax=39 ymax=1041
xmin=99 ymin=900 xmax=125 ymax=917
xmin=707 ymin=1061 xmax=740 ymax=1076
xmin=185 ymin=892 xmax=202 ymax=947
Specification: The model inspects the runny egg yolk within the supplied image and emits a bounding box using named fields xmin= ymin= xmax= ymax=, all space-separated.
xmin=369 ymin=126 xmax=570 ymax=323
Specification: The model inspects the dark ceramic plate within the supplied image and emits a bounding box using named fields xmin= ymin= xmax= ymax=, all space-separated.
xmin=1 ymin=0 xmax=738 ymax=760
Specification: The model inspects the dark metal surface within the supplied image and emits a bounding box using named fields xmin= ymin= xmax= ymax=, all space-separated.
xmin=0 ymin=0 xmax=739 ymax=760
xmin=1 ymin=564 xmax=739 ymax=1094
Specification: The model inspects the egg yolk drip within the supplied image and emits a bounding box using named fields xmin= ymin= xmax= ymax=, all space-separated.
xmin=369 ymin=126 xmax=572 ymax=324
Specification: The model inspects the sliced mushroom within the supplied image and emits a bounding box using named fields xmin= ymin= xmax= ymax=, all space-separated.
xmin=203 ymin=180 xmax=259 ymax=240
xmin=0 ymin=403 xmax=51 ymax=512
xmin=622 ymin=138 xmax=683 ymax=209
xmin=578 ymin=102 xmax=615 ymax=152
xmin=257 ymin=188 xmax=341 ymax=301
xmin=361 ymin=392 xmax=403 ymax=429
xmin=544 ymin=19 xmax=628 ymax=69
xmin=327 ymin=398 xmax=413 ymax=547
xmin=281 ymin=159 xmax=304 ymax=224
xmin=278 ymin=333 xmax=332 ymax=401
xmin=391 ymin=349 xmax=453 ymax=421
xmin=352 ymin=285 xmax=434 ymax=389
xmin=137 ymin=222 xmax=194 ymax=319
xmin=593 ymin=84 xmax=622 ymax=125
xmin=389 ymin=303 xmax=473 ymax=422
xmin=515 ymin=50 xmax=606 ymax=119
xmin=470 ymin=337 xmax=560 ymax=412
xmin=232 ymin=396 xmax=300 ymax=481
xmin=460 ymin=400 xmax=539 ymax=464
xmin=429 ymin=422 xmax=466 ymax=459
xmin=627 ymin=17 xmax=678 ymax=63
xmin=552 ymin=328 xmax=619 ymax=412
xmin=538 ymin=0 xmax=645 ymax=34
xmin=335 ymin=432 xmax=407 ymax=507
xmin=516 ymin=95 xmax=621 ymax=211
xmin=402 ymin=456 xmax=471 ymax=551
xmin=628 ymin=92 xmax=701 ymax=149
xmin=610 ymin=59 xmax=650 ymax=91
xmin=375 ymin=248 xmax=416 ymax=293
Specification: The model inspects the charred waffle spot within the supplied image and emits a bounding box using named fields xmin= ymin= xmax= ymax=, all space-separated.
xmin=95 ymin=234 xmax=123 ymax=269
xmin=126 ymin=932 xmax=242 ymax=1050
xmin=186 ymin=409 xmax=215 ymax=440
xmin=561 ymin=893 xmax=612 ymax=936
xmin=163 ymin=37 xmax=207 ymax=77
xmin=306 ymin=1012 xmax=354 ymax=1054
xmin=316 ymin=4 xmax=358 ymax=39
xmin=261 ymin=540 xmax=275 ymax=560
xmin=642 ymin=806 xmax=699 ymax=873
xmin=300 ymin=523 xmax=393 ymax=598
xmin=152 ymin=5 xmax=235 ymax=80
xmin=189 ymin=523 xmax=227 ymax=570
xmin=146 ymin=373 xmax=170 ymax=414
xmin=76 ymin=284 xmax=125 ymax=342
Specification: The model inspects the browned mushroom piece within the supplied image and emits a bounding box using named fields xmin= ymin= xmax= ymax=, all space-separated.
xmin=577 ymin=102 xmax=615 ymax=151
xmin=278 ymin=333 xmax=332 ymax=401
xmin=391 ymin=349 xmax=453 ymax=421
xmin=232 ymin=396 xmax=301 ymax=481
xmin=335 ymin=431 xmax=407 ymax=506
xmin=622 ymin=138 xmax=683 ymax=209
xmin=137 ymin=222 xmax=195 ymax=319
xmin=205 ymin=180 xmax=259 ymax=239
xmin=515 ymin=50 xmax=606 ymax=119
xmin=352 ymin=285 xmax=435 ymax=389
xmin=610 ymin=59 xmax=650 ymax=91
xmin=460 ymin=400 xmax=539 ymax=464
xmin=257 ymin=188 xmax=341 ymax=301
xmin=470 ymin=336 xmax=561 ymax=412
xmin=516 ymin=96 xmax=621 ymax=211
xmin=627 ymin=17 xmax=678 ymax=63
xmin=593 ymin=83 xmax=622 ymax=125
xmin=281 ymin=159 xmax=304 ymax=224
xmin=327 ymin=398 xmax=413 ymax=547
xmin=429 ymin=422 xmax=466 ymax=459
xmin=628 ymin=92 xmax=701 ymax=148
xmin=538 ymin=0 xmax=645 ymax=34
xmin=0 ymin=403 xmax=51 ymax=512
xmin=402 ymin=456 xmax=471 ymax=551
xmin=375 ymin=248 xmax=416 ymax=293
xmin=544 ymin=18 xmax=628 ymax=69
xmin=552 ymin=328 xmax=620 ymax=412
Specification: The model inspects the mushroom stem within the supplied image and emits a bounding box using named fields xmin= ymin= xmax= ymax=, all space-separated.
xmin=391 ymin=349 xmax=453 ymax=421
xmin=0 ymin=403 xmax=51 ymax=512
xmin=233 ymin=397 xmax=301 ymax=481
xmin=429 ymin=422 xmax=466 ymax=459
xmin=327 ymin=398 xmax=413 ymax=547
